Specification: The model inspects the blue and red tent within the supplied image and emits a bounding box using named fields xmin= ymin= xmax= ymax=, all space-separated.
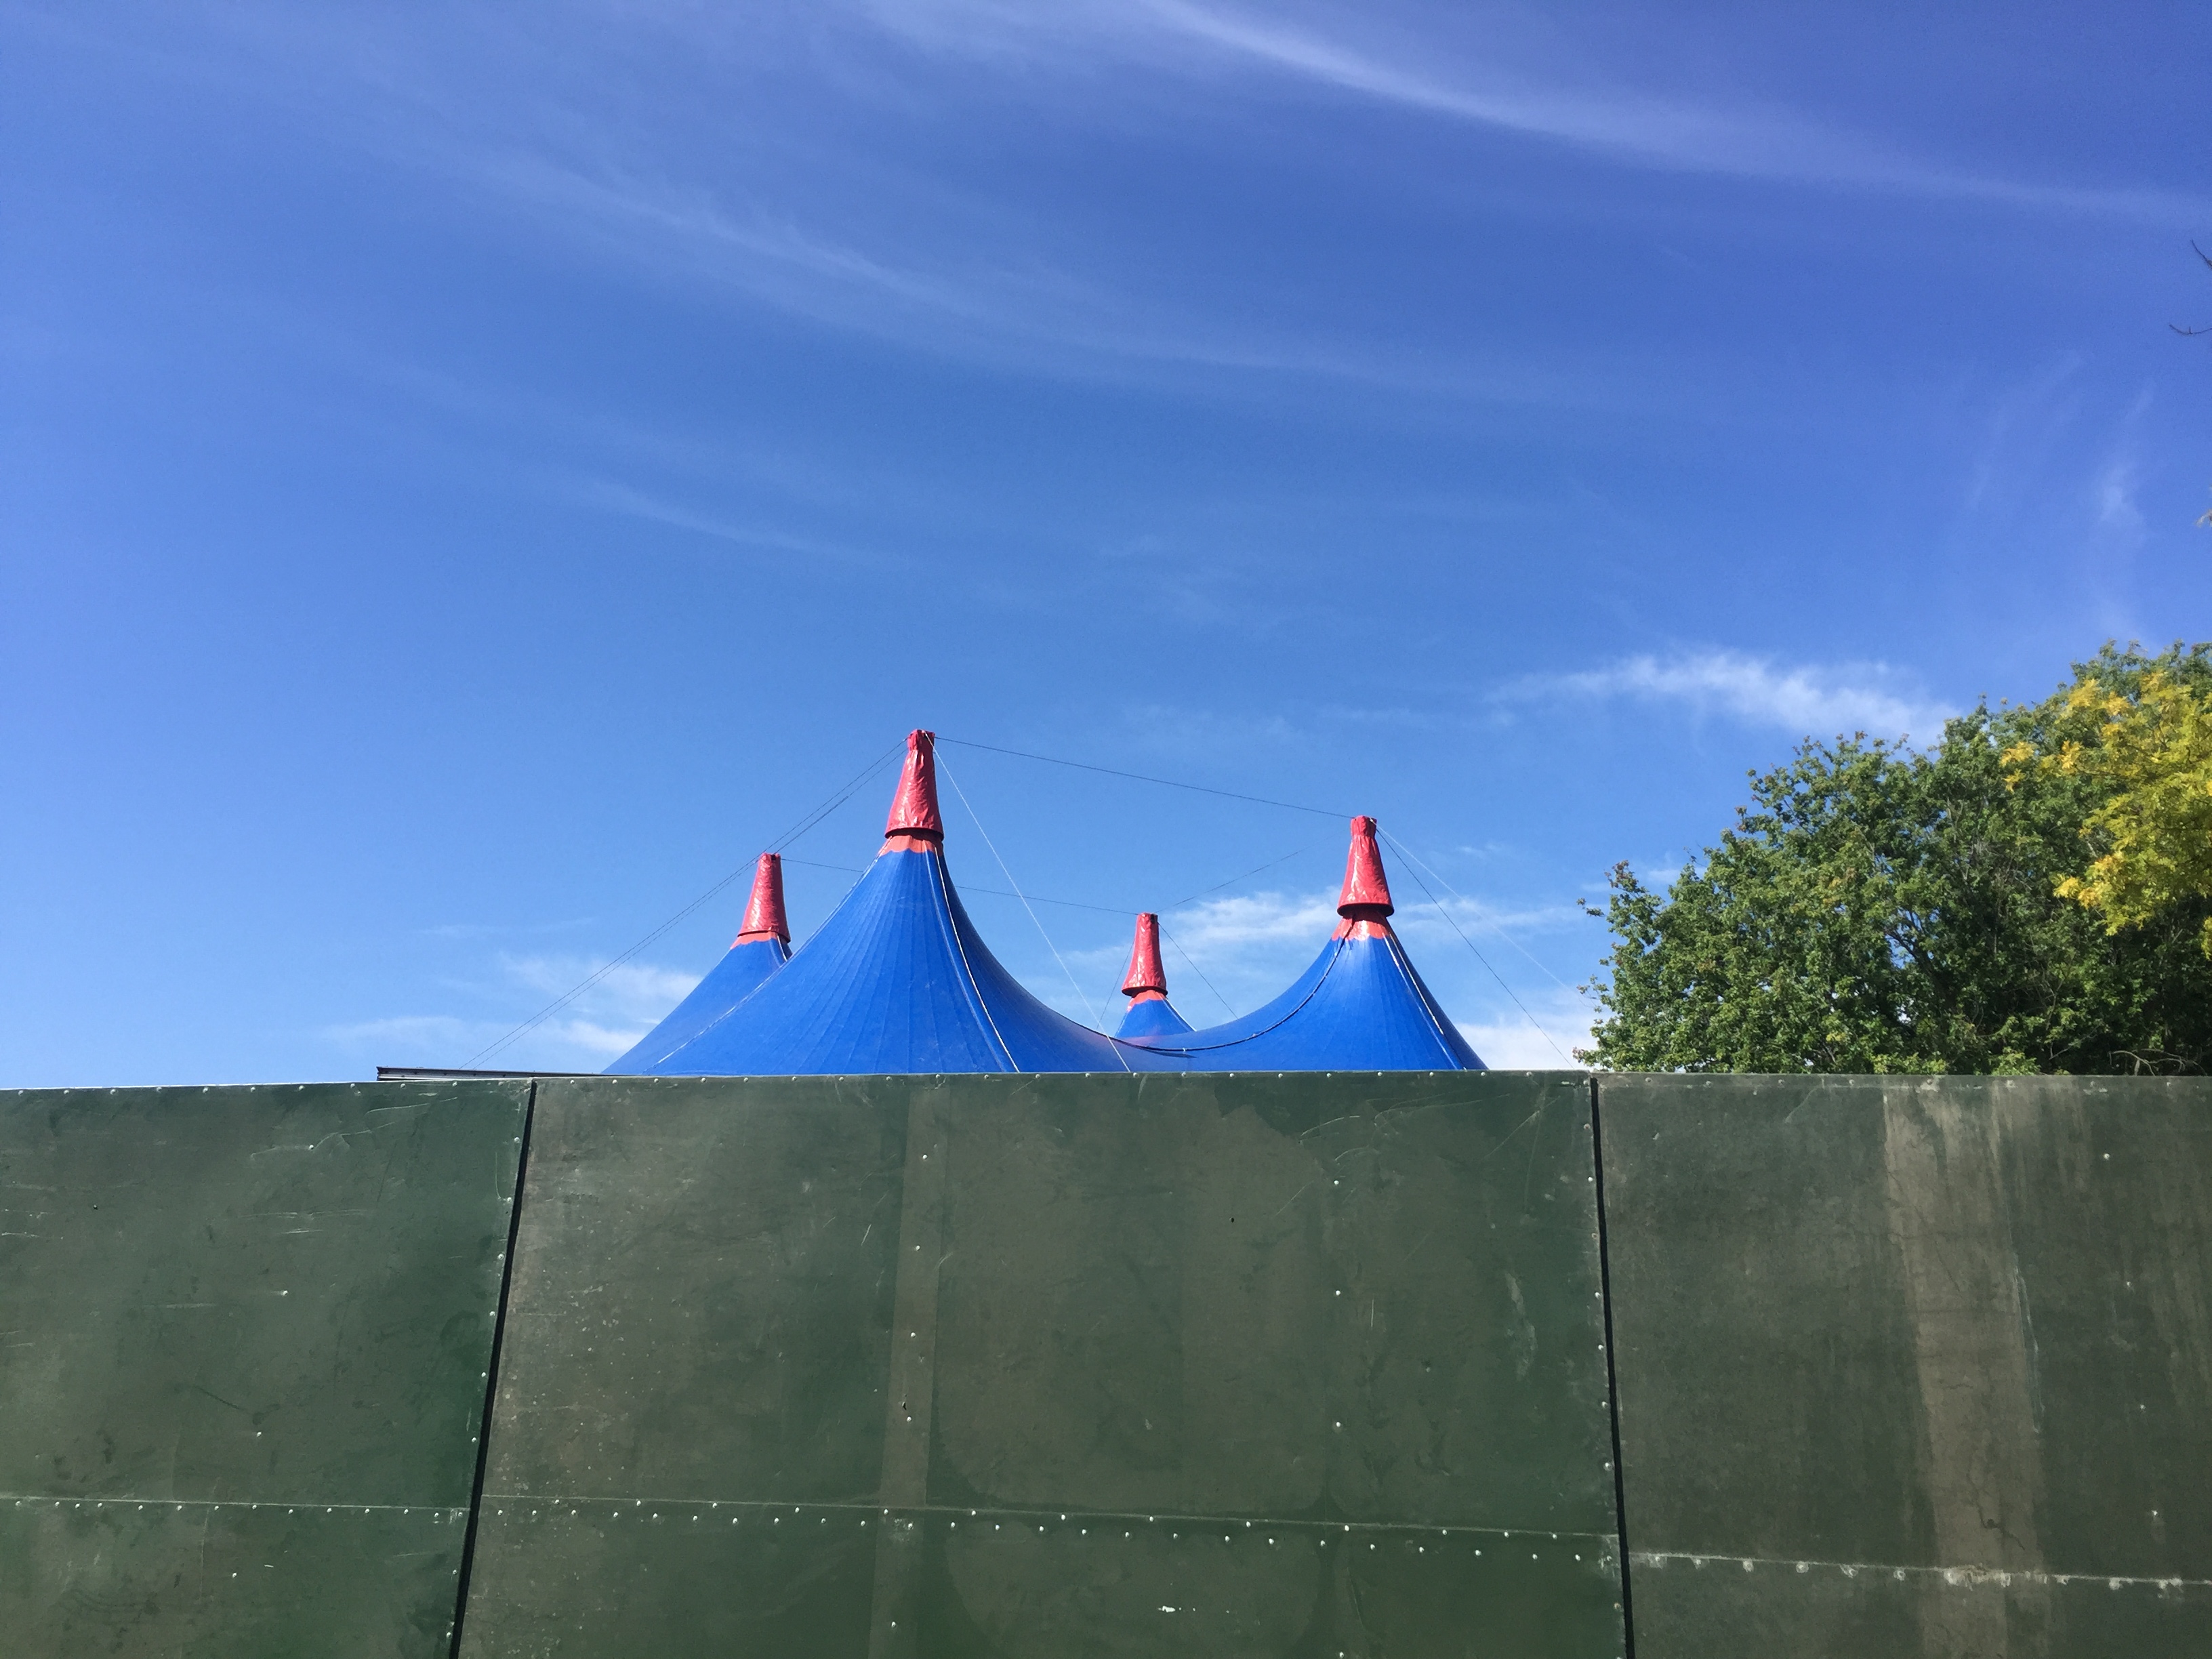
xmin=603 ymin=852 xmax=792 ymax=1073
xmin=629 ymin=733 xmax=1170 ymax=1076
xmin=1122 ymin=817 xmax=1485 ymax=1072
xmin=609 ymin=733 xmax=1484 ymax=1076
xmin=1113 ymin=912 xmax=1195 ymax=1039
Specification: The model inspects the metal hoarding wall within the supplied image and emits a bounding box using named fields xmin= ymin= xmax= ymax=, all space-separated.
xmin=458 ymin=1071 xmax=1626 ymax=1658
xmin=0 ymin=1080 xmax=531 ymax=1658
xmin=1596 ymin=1073 xmax=2212 ymax=1658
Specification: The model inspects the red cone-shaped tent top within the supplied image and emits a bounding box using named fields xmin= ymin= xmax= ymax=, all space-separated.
xmin=1114 ymin=911 xmax=1194 ymax=1039
xmin=1121 ymin=912 xmax=1169 ymax=1001
xmin=884 ymin=729 xmax=944 ymax=845
xmin=1334 ymin=815 xmax=1394 ymax=930
xmin=733 ymin=852 xmax=790 ymax=945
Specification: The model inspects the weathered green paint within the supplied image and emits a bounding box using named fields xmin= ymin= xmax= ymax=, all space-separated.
xmin=0 ymin=1080 xmax=530 ymax=1656
xmin=460 ymin=1071 xmax=1624 ymax=1656
xmin=1598 ymin=1073 xmax=2212 ymax=1658
xmin=0 ymin=1498 xmax=471 ymax=1658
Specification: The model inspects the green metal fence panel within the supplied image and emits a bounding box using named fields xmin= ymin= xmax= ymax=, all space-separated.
xmin=0 ymin=1080 xmax=530 ymax=1657
xmin=459 ymin=1071 xmax=1624 ymax=1658
xmin=1597 ymin=1073 xmax=2212 ymax=1658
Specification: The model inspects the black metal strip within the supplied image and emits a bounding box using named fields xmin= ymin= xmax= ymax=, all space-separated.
xmin=447 ymin=1079 xmax=537 ymax=1658
xmin=1589 ymin=1074 xmax=1637 ymax=1659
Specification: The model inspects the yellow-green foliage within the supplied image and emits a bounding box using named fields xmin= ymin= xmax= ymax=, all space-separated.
xmin=2005 ymin=651 xmax=2212 ymax=956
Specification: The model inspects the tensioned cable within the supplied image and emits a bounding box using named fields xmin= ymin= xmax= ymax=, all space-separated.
xmin=1149 ymin=844 xmax=1326 ymax=1022
xmin=1382 ymin=838 xmax=1572 ymax=1065
xmin=783 ymin=841 xmax=1319 ymax=923
xmin=937 ymin=737 xmax=1349 ymax=821
xmin=464 ymin=740 xmax=905 ymax=1067
xmin=1380 ymin=830 xmax=1582 ymax=1000
xmin=937 ymin=754 xmax=1103 ymax=1027
xmin=1156 ymin=923 xmax=1237 ymax=1021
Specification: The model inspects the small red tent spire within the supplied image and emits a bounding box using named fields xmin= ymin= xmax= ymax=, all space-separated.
xmin=882 ymin=729 xmax=944 ymax=845
xmin=733 ymin=852 xmax=789 ymax=945
xmin=1121 ymin=913 xmax=1169 ymax=1002
xmin=1336 ymin=815 xmax=1395 ymax=922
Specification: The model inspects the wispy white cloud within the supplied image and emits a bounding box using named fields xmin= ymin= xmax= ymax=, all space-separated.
xmin=2096 ymin=458 xmax=2144 ymax=535
xmin=1514 ymin=648 xmax=1955 ymax=741
xmin=571 ymin=477 xmax=884 ymax=567
xmin=323 ymin=952 xmax=701 ymax=1071
xmin=866 ymin=0 xmax=2205 ymax=221
xmin=1456 ymin=985 xmax=1595 ymax=1070
xmin=106 ymin=0 xmax=2198 ymax=426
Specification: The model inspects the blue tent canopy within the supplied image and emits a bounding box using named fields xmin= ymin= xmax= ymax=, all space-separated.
xmin=1115 ymin=995 xmax=1195 ymax=1040
xmin=642 ymin=840 xmax=1171 ymax=1074
xmin=605 ymin=851 xmax=792 ymax=1074
xmin=607 ymin=739 xmax=1482 ymax=1078
xmin=1126 ymin=817 xmax=1485 ymax=1072
xmin=604 ymin=935 xmax=788 ymax=1073
xmin=632 ymin=733 xmax=1172 ymax=1076
xmin=1126 ymin=925 xmax=1482 ymax=1071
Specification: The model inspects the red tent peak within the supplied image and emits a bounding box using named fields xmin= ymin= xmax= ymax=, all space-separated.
xmin=1336 ymin=815 xmax=1395 ymax=920
xmin=733 ymin=852 xmax=789 ymax=945
xmin=882 ymin=729 xmax=944 ymax=844
xmin=1121 ymin=913 xmax=1169 ymax=1001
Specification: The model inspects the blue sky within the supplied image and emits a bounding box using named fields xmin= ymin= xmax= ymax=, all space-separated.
xmin=4 ymin=1 xmax=2208 ymax=1084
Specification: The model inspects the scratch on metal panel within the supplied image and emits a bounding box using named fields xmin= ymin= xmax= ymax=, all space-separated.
xmin=1483 ymin=1106 xmax=1548 ymax=1164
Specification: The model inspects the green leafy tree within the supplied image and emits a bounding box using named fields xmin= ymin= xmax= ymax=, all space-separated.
xmin=1582 ymin=644 xmax=2212 ymax=1074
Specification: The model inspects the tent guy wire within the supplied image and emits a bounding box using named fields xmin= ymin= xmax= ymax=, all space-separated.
xmin=1381 ymin=832 xmax=1572 ymax=1065
xmin=937 ymin=737 xmax=1351 ymax=821
xmin=464 ymin=739 xmax=905 ymax=1067
xmin=938 ymin=751 xmax=1102 ymax=1026
xmin=1380 ymin=830 xmax=1584 ymax=1001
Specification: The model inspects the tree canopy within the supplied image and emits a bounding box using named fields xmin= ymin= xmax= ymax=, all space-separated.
xmin=1582 ymin=644 xmax=2212 ymax=1075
